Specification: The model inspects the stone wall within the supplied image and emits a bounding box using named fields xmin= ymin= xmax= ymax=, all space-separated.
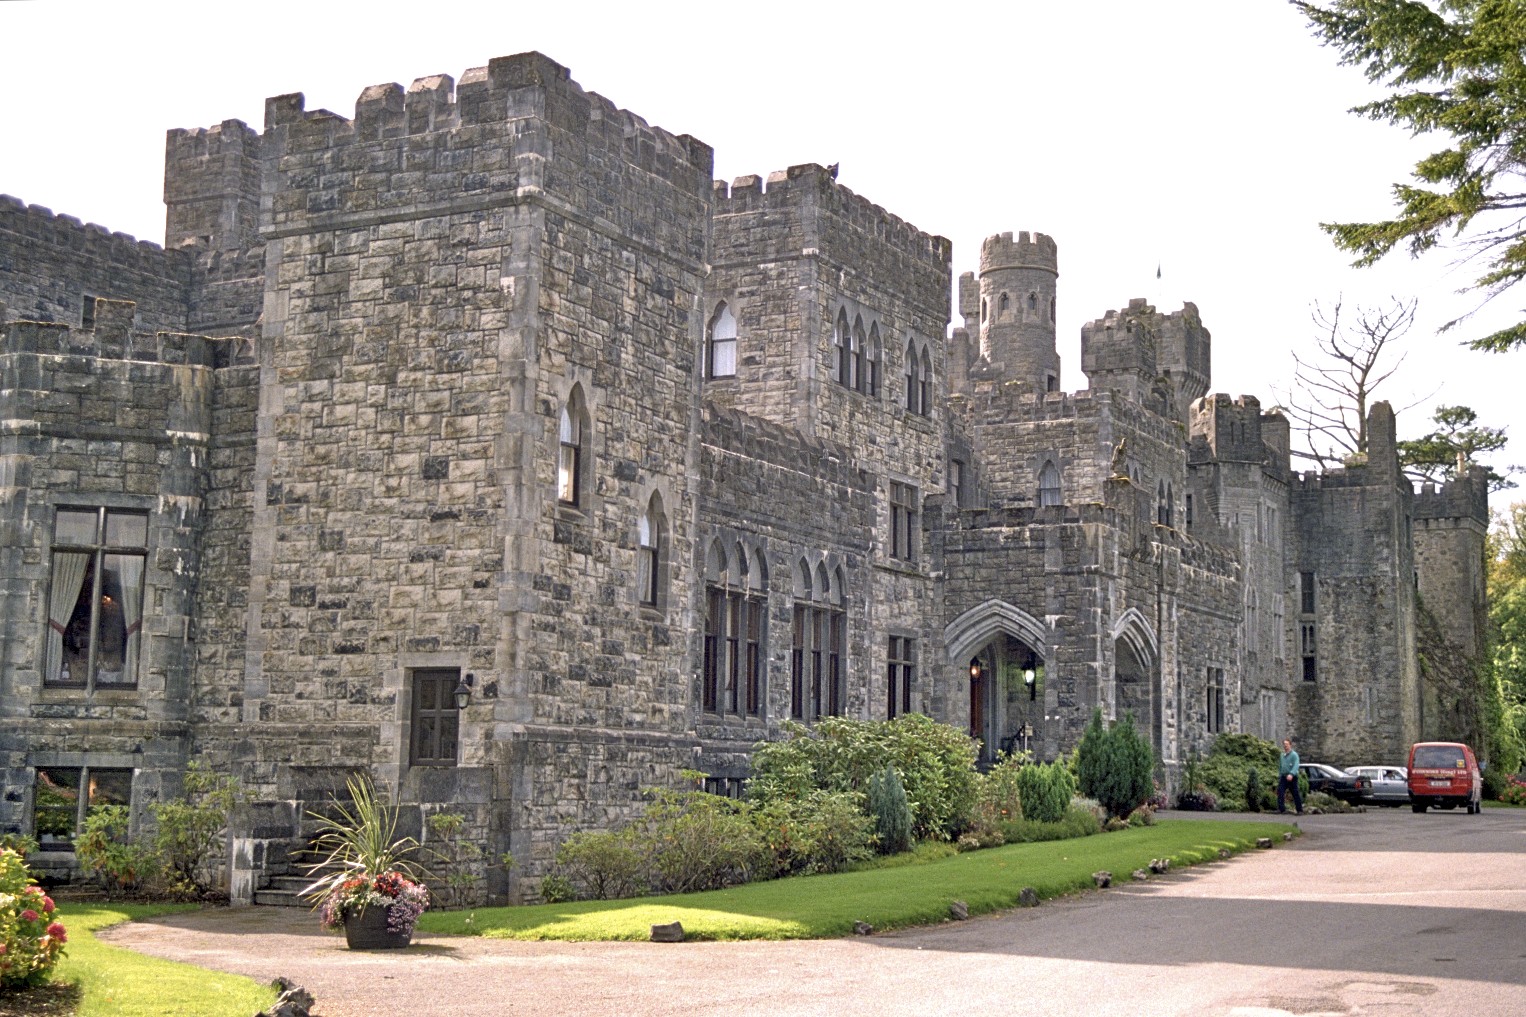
xmin=0 ymin=300 xmax=245 ymax=848
xmin=0 ymin=197 xmax=188 ymax=332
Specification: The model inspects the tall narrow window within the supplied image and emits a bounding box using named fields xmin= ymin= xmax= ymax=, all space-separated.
xmin=849 ymin=316 xmax=865 ymax=392
xmin=790 ymin=561 xmax=844 ymax=720
xmin=707 ymin=302 xmax=737 ymax=379
xmin=1300 ymin=622 xmax=1317 ymax=682
xmin=890 ymin=482 xmax=919 ymax=562
xmin=410 ymin=668 xmax=461 ymax=766
xmin=917 ymin=346 xmax=931 ymax=417
xmin=999 ymin=293 xmax=1010 ymax=318
xmin=1185 ymin=493 xmax=1194 ymax=526
xmin=888 ymin=635 xmax=915 ymax=718
xmin=1299 ymin=572 xmax=1316 ymax=615
xmin=46 ymin=507 xmax=148 ymax=689
xmin=1206 ymin=667 xmax=1225 ymax=734
xmin=904 ymin=340 xmax=919 ymax=413
xmin=638 ymin=495 xmax=664 ymax=609
xmin=833 ymin=310 xmax=850 ymax=385
xmin=864 ymin=324 xmax=881 ymax=397
xmin=949 ymin=459 xmax=965 ymax=509
xmin=1037 ymin=462 xmax=1062 ymax=508
xmin=557 ymin=386 xmax=589 ymax=509
xmin=81 ymin=295 xmax=98 ymax=330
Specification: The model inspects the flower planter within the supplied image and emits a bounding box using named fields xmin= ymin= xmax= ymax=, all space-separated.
xmin=342 ymin=904 xmax=412 ymax=950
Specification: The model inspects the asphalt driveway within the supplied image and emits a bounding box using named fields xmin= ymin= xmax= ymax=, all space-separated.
xmin=100 ymin=808 xmax=1526 ymax=1017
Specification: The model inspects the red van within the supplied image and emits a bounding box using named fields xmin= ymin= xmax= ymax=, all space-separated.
xmin=1406 ymin=742 xmax=1483 ymax=814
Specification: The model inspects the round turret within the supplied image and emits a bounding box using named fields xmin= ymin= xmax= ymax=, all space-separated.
xmin=977 ymin=231 xmax=1060 ymax=395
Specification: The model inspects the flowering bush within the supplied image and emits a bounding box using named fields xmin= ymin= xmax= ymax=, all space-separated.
xmin=0 ymin=848 xmax=67 ymax=990
xmin=316 ymin=871 xmax=429 ymax=935
xmin=1498 ymin=775 xmax=1526 ymax=806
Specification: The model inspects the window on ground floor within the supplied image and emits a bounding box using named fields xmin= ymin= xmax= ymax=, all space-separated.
xmin=33 ymin=766 xmax=133 ymax=850
xmin=409 ymin=668 xmax=461 ymax=766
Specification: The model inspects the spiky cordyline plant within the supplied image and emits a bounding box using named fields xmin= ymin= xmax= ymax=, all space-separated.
xmin=300 ymin=773 xmax=422 ymax=909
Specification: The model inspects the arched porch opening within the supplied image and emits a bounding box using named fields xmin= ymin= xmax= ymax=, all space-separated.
xmin=1112 ymin=608 xmax=1159 ymax=758
xmin=945 ymin=601 xmax=1050 ymax=765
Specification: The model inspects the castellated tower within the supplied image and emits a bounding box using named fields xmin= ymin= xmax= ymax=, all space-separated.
xmin=976 ymin=231 xmax=1059 ymax=396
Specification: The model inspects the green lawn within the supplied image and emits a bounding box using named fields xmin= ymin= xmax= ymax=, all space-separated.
xmin=419 ymin=819 xmax=1290 ymax=941
xmin=42 ymin=904 xmax=277 ymax=1017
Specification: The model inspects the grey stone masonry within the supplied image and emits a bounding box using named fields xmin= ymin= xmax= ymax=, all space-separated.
xmin=0 ymin=50 xmax=1489 ymax=899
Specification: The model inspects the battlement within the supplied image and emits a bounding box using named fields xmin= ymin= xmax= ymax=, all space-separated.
xmin=1414 ymin=467 xmax=1490 ymax=524
xmin=980 ymin=231 xmax=1057 ymax=274
xmin=0 ymin=194 xmax=167 ymax=256
xmin=258 ymin=52 xmax=712 ymax=178
xmin=712 ymin=164 xmax=952 ymax=265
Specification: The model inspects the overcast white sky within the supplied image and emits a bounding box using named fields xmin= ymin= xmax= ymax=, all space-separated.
xmin=2 ymin=0 xmax=1519 ymax=489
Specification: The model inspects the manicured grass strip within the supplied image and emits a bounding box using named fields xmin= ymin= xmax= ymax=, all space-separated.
xmin=418 ymin=819 xmax=1290 ymax=941
xmin=50 ymin=904 xmax=278 ymax=1017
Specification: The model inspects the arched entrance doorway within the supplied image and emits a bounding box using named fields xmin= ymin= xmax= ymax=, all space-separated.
xmin=967 ymin=634 xmax=1045 ymax=763
xmin=944 ymin=600 xmax=1050 ymax=765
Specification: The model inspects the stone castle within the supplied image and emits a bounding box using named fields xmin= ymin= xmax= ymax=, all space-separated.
xmin=0 ymin=53 xmax=1489 ymax=899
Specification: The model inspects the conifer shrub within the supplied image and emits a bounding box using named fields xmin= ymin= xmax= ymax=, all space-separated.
xmin=1088 ymin=712 xmax=1155 ymax=820
xmin=1245 ymin=767 xmax=1263 ymax=812
xmin=867 ymin=765 xmax=913 ymax=855
xmin=1015 ymin=761 xmax=1074 ymax=823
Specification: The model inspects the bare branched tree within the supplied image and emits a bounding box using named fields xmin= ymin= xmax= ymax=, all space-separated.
xmin=1278 ymin=297 xmax=1420 ymax=469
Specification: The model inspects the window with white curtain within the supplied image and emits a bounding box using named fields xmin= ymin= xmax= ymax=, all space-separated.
xmin=45 ymin=507 xmax=147 ymax=689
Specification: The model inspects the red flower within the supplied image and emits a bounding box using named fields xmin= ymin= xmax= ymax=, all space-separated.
xmin=42 ymin=895 xmax=55 ymax=912
xmin=46 ymin=922 xmax=68 ymax=943
xmin=20 ymin=909 xmax=38 ymax=922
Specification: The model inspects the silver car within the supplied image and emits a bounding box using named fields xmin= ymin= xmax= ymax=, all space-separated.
xmin=1348 ymin=765 xmax=1410 ymax=806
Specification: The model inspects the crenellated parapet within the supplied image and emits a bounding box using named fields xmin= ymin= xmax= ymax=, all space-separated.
xmin=1083 ymin=298 xmax=1209 ymax=422
xmin=980 ymin=231 xmax=1057 ymax=275
xmin=711 ymin=164 xmax=951 ymax=321
xmin=249 ymin=52 xmax=713 ymax=263
xmin=0 ymin=194 xmax=189 ymax=333
xmin=1414 ymin=467 xmax=1490 ymax=525
xmin=164 ymin=120 xmax=262 ymax=251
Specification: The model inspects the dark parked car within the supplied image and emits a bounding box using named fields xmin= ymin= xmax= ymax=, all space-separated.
xmin=1298 ymin=762 xmax=1373 ymax=804
xmin=1348 ymin=766 xmax=1410 ymax=806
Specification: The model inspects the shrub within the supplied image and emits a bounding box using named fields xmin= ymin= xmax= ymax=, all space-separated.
xmin=152 ymin=761 xmax=246 ymax=896
xmin=867 ymin=766 xmax=913 ymax=855
xmin=1499 ymin=775 xmax=1526 ymax=805
xmin=1306 ymin=791 xmax=1350 ymax=814
xmin=998 ymin=800 xmax=1101 ymax=843
xmin=537 ymin=873 xmax=576 ymax=904
xmin=976 ymin=750 xmax=1026 ymax=822
xmin=644 ymin=787 xmax=768 ymax=894
xmin=0 ymin=847 xmax=66 ymax=990
xmin=0 ymin=835 xmax=37 ymax=858
xmin=1016 ymin=761 xmax=1074 ymax=823
xmin=1089 ymin=713 xmax=1155 ymax=820
xmin=750 ymin=791 xmax=873 ymax=877
xmin=748 ymin=715 xmax=979 ymax=840
xmin=1127 ymin=804 xmax=1156 ymax=827
xmin=553 ymin=828 xmax=648 ymax=901
xmin=1073 ymin=708 xmax=1107 ymax=803
xmin=75 ymin=805 xmax=157 ymax=896
xmin=1195 ymin=734 xmax=1281 ymax=812
xmin=1245 ymin=768 xmax=1263 ymax=812
xmin=423 ymin=811 xmax=484 ymax=910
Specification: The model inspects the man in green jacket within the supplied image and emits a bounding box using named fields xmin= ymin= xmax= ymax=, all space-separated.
xmin=1278 ymin=738 xmax=1304 ymax=815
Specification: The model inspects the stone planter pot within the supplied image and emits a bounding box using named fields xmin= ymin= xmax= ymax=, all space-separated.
xmin=342 ymin=905 xmax=412 ymax=950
